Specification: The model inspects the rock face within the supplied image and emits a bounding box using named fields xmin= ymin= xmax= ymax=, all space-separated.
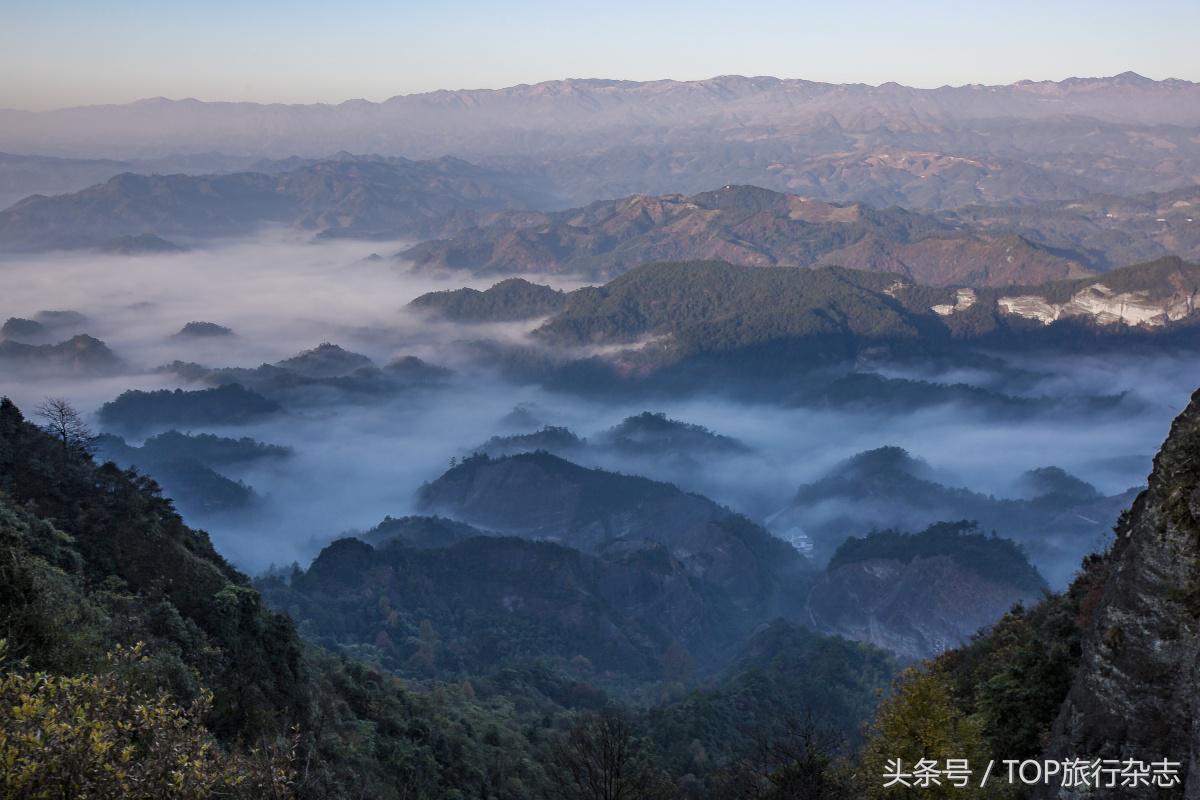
xmin=802 ymin=521 xmax=1048 ymax=661
xmin=806 ymin=554 xmax=1044 ymax=662
xmin=1037 ymin=388 xmax=1200 ymax=797
xmin=999 ymin=282 xmax=1198 ymax=327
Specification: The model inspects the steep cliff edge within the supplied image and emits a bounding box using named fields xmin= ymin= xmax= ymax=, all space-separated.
xmin=1037 ymin=388 xmax=1200 ymax=797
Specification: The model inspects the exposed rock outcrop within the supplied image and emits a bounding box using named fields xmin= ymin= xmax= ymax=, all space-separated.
xmin=1037 ymin=388 xmax=1200 ymax=797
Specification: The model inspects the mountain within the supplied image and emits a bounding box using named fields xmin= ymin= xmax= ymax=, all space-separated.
xmin=93 ymin=433 xmax=261 ymax=517
xmin=97 ymin=384 xmax=283 ymax=434
xmin=646 ymin=619 xmax=896 ymax=780
xmin=156 ymin=343 xmax=451 ymax=406
xmin=474 ymin=425 xmax=588 ymax=458
xmin=173 ymin=320 xmax=234 ymax=338
xmin=474 ymin=413 xmax=747 ymax=462
xmin=0 ymin=395 xmax=649 ymax=799
xmin=399 ymin=185 xmax=1095 ymax=286
xmin=596 ymin=412 xmax=750 ymax=456
xmin=92 ymin=429 xmax=290 ymax=520
xmin=805 ymin=522 xmax=1047 ymax=661
xmin=0 ymin=151 xmax=263 ymax=210
xmin=945 ymin=184 xmax=1200 ymax=271
xmin=260 ymin=529 xmax=758 ymax=680
xmin=409 ymin=278 xmax=568 ymax=321
xmin=0 ymin=317 xmax=44 ymax=342
xmin=1 ymin=309 xmax=88 ymax=343
xmin=0 ymin=334 xmax=122 ymax=375
xmin=3 ymin=76 xmax=1199 ymax=210
xmin=533 ymin=257 xmax=1200 ymax=361
xmin=416 ymin=451 xmax=810 ymax=617
xmin=359 ymin=514 xmax=487 ymax=549
xmin=96 ymin=232 xmax=185 ymax=254
xmin=274 ymin=342 xmax=374 ymax=378
xmin=0 ymin=154 xmax=550 ymax=251
xmin=0 ymin=397 xmax=305 ymax=742
xmin=918 ymin=383 xmax=1200 ymax=796
xmin=772 ymin=445 xmax=1134 ymax=586
xmin=1030 ymin=386 xmax=1200 ymax=795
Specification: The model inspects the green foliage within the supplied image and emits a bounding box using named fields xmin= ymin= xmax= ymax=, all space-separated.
xmin=646 ymin=621 xmax=895 ymax=793
xmin=0 ymin=642 xmax=296 ymax=799
xmin=97 ymin=384 xmax=281 ymax=433
xmin=936 ymin=551 xmax=1112 ymax=759
xmin=536 ymin=262 xmax=925 ymax=362
xmin=138 ymin=430 xmax=292 ymax=466
xmin=829 ymin=522 xmax=1047 ymax=595
xmin=602 ymin=412 xmax=749 ymax=455
xmin=0 ymin=396 xmax=306 ymax=741
xmin=546 ymin=709 xmax=676 ymax=800
xmin=410 ymin=278 xmax=567 ymax=322
xmin=0 ymin=396 xmax=579 ymax=799
xmin=859 ymin=667 xmax=1006 ymax=799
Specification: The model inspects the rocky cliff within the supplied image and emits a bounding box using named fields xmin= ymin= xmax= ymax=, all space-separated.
xmin=1037 ymin=388 xmax=1200 ymax=797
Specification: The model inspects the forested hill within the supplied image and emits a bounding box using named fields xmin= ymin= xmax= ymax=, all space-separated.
xmin=0 ymin=396 xmax=895 ymax=798
xmin=531 ymin=257 xmax=1200 ymax=358
xmin=0 ymin=398 xmax=605 ymax=798
xmin=398 ymin=185 xmax=1094 ymax=287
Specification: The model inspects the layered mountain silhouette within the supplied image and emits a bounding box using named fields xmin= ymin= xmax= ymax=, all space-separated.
xmin=3 ymin=75 xmax=1198 ymax=210
xmin=399 ymin=185 xmax=1104 ymax=286
xmin=0 ymin=154 xmax=550 ymax=251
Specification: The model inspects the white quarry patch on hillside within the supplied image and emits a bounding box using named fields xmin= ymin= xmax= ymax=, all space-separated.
xmin=931 ymin=288 xmax=977 ymax=316
xmin=998 ymin=283 xmax=1197 ymax=327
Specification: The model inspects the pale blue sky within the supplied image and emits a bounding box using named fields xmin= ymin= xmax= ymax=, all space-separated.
xmin=2 ymin=0 xmax=1197 ymax=110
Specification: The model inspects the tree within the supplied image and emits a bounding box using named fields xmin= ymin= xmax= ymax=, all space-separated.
xmin=547 ymin=710 xmax=675 ymax=800
xmin=860 ymin=667 xmax=1009 ymax=799
xmin=36 ymin=396 xmax=94 ymax=459
xmin=0 ymin=641 xmax=296 ymax=799
xmin=718 ymin=714 xmax=851 ymax=800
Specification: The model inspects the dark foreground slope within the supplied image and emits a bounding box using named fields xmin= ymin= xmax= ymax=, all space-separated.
xmin=1 ymin=397 xmax=907 ymax=798
xmin=0 ymin=398 xmax=604 ymax=798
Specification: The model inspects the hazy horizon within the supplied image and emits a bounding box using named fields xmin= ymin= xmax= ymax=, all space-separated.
xmin=1 ymin=69 xmax=1195 ymax=114
xmin=4 ymin=0 xmax=1199 ymax=111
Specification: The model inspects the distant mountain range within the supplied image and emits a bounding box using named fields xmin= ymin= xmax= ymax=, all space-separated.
xmin=0 ymin=154 xmax=550 ymax=251
xmin=6 ymin=158 xmax=1195 ymax=288
xmin=2 ymin=74 xmax=1198 ymax=210
xmin=401 ymin=184 xmax=1200 ymax=285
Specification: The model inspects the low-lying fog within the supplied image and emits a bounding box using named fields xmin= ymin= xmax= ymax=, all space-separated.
xmin=1 ymin=231 xmax=1195 ymax=585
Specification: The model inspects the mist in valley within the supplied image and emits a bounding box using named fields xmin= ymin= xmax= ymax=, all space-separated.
xmin=0 ymin=232 xmax=1193 ymax=588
